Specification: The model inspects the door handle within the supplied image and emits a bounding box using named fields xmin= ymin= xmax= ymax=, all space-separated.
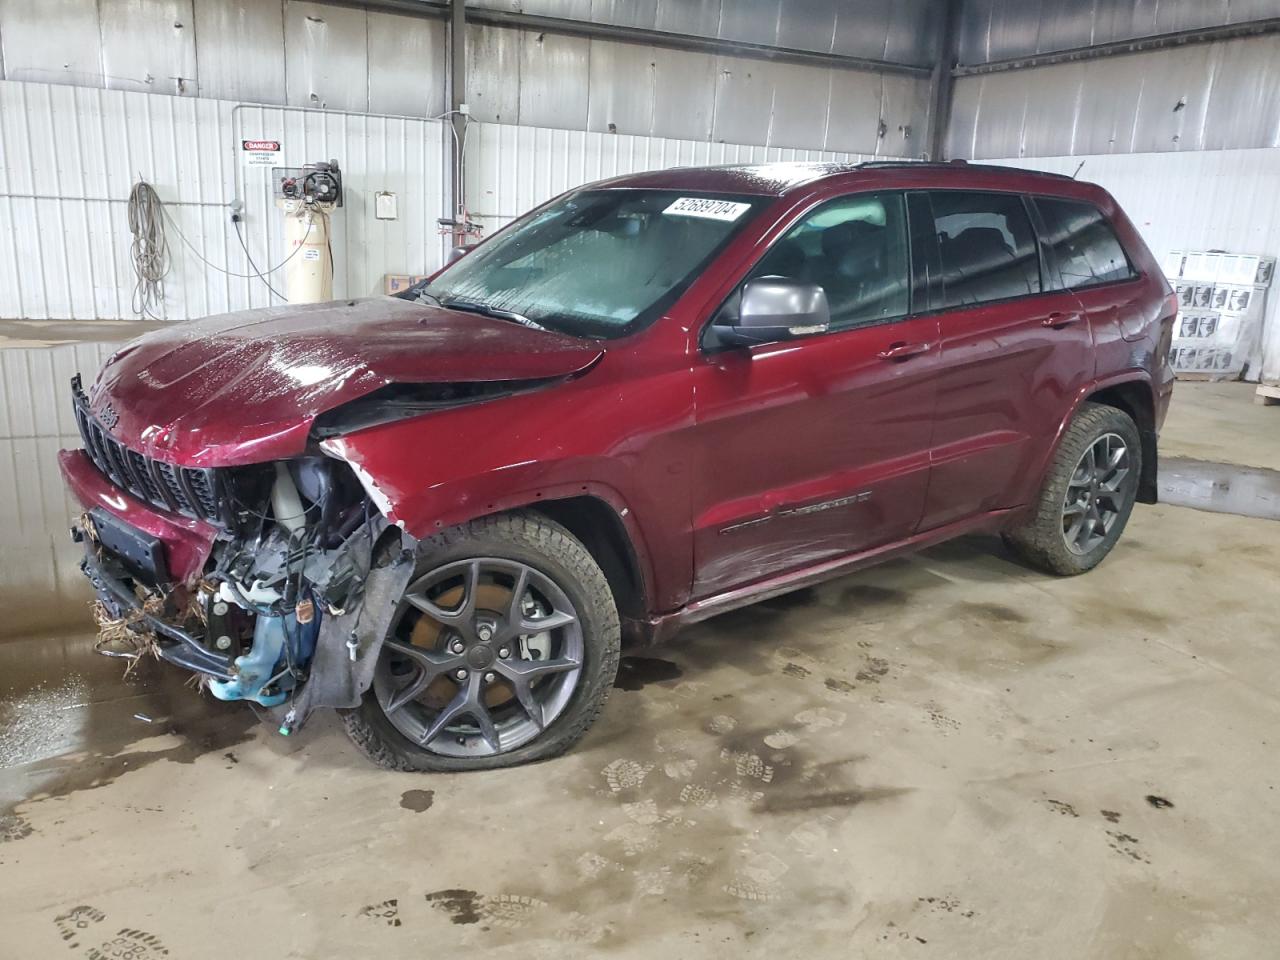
xmin=1042 ymin=311 xmax=1084 ymax=328
xmin=878 ymin=341 xmax=933 ymax=361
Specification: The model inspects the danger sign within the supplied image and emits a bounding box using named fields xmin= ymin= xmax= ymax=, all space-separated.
xmin=242 ymin=139 xmax=281 ymax=166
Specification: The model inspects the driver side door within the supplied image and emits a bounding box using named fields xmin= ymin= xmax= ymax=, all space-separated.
xmin=687 ymin=191 xmax=941 ymax=599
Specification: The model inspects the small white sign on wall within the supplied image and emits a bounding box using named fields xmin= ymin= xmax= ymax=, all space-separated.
xmin=242 ymin=139 xmax=281 ymax=167
xmin=375 ymin=191 xmax=399 ymax=220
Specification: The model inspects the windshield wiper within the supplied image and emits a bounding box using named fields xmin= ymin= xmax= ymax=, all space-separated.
xmin=440 ymin=297 xmax=549 ymax=332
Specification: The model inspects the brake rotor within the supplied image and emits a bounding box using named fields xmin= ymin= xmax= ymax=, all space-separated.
xmin=408 ymin=581 xmax=517 ymax=710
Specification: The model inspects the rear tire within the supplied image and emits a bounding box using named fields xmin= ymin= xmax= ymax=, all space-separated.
xmin=1004 ymin=402 xmax=1141 ymax=576
xmin=341 ymin=512 xmax=620 ymax=772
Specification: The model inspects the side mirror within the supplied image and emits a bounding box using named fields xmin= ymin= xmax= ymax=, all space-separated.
xmin=711 ymin=277 xmax=831 ymax=346
xmin=448 ymin=243 xmax=477 ymax=264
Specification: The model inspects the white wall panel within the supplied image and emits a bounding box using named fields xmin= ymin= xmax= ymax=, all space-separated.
xmin=0 ymin=79 xmax=450 ymax=321
xmin=0 ymin=1 xmax=924 ymax=155
xmin=193 ymin=0 xmax=287 ymax=103
xmin=367 ymin=11 xmax=448 ymax=119
xmin=711 ymin=56 xmax=775 ymax=147
xmin=468 ymin=0 xmax=938 ymax=65
xmin=462 ymin=25 xmax=929 ymax=153
xmin=463 ymin=119 xmax=869 ymax=231
xmin=958 ymin=0 xmax=1278 ymax=64
xmin=949 ymin=34 xmax=1280 ymax=159
xmin=988 ymin=148 xmax=1280 ymax=380
xmin=653 ymin=0 xmax=721 ymax=37
xmin=590 ymin=0 xmax=658 ymax=29
xmin=517 ymin=31 xmax=591 ymax=130
xmin=467 ymin=23 xmax=523 ymax=125
xmin=99 ymin=0 xmax=198 ymax=96
xmin=0 ymin=0 xmax=102 ymax=87
xmin=0 ymin=340 xmax=118 ymax=639
xmin=650 ymin=47 xmax=717 ymax=142
xmin=586 ymin=42 xmax=656 ymax=136
xmin=283 ymin=1 xmax=368 ymax=112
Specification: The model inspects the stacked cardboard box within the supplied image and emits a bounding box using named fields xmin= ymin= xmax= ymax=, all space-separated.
xmin=1162 ymin=251 xmax=1275 ymax=380
xmin=383 ymin=273 xmax=430 ymax=296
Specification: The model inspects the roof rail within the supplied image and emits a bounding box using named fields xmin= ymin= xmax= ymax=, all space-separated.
xmin=856 ymin=159 xmax=1075 ymax=180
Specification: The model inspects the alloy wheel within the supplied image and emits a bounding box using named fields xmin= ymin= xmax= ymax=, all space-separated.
xmin=1061 ymin=432 xmax=1131 ymax=555
xmin=372 ymin=558 xmax=584 ymax=758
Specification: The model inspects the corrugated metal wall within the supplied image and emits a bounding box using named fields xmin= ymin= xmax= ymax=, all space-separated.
xmin=957 ymin=0 xmax=1280 ymax=64
xmin=947 ymin=34 xmax=1280 ymax=159
xmin=466 ymin=25 xmax=931 ymax=154
xmin=948 ymin=0 xmax=1280 ymax=159
xmin=0 ymin=0 xmax=930 ymax=154
xmin=0 ymin=0 xmax=450 ymax=114
xmin=0 ymin=340 xmax=118 ymax=638
xmin=988 ymin=147 xmax=1280 ymax=380
xmin=0 ymin=80 xmax=450 ymax=321
xmin=463 ymin=120 xmax=867 ymax=230
xmin=469 ymin=0 xmax=940 ymax=65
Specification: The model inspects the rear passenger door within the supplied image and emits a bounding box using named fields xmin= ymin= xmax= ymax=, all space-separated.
xmin=915 ymin=190 xmax=1094 ymax=531
xmin=1030 ymin=194 xmax=1145 ymax=353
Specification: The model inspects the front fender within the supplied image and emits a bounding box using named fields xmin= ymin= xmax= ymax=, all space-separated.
xmin=318 ymin=418 xmax=684 ymax=614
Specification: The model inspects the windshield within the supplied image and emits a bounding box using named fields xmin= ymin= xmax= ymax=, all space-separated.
xmin=415 ymin=189 xmax=769 ymax=339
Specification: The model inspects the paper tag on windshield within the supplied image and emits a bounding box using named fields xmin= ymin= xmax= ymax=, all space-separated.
xmin=664 ymin=197 xmax=752 ymax=222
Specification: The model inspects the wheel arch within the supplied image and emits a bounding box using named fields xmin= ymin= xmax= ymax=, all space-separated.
xmin=1083 ymin=378 xmax=1158 ymax=504
xmin=531 ymin=494 xmax=652 ymax=644
xmin=1033 ymin=374 xmax=1158 ymax=512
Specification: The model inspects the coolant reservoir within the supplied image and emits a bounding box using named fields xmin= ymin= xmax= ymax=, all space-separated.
xmin=271 ymin=462 xmax=307 ymax=535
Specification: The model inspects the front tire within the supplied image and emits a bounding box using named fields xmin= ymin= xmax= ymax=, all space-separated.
xmin=1004 ymin=402 xmax=1142 ymax=576
xmin=342 ymin=512 xmax=620 ymax=771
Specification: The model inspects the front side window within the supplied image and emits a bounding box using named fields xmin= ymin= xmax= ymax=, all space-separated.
xmin=1034 ymin=197 xmax=1136 ymax=290
xmin=417 ymin=189 xmax=768 ymax=339
xmin=927 ymin=191 xmax=1042 ymax=308
xmin=746 ymin=192 xmax=911 ymax=330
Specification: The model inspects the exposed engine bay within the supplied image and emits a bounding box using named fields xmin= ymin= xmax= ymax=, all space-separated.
xmin=79 ymin=451 xmax=415 ymax=735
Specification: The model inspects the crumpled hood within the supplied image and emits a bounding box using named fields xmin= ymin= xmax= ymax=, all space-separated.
xmin=87 ymin=298 xmax=604 ymax=466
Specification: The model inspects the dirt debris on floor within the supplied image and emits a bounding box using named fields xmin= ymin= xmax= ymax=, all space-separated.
xmin=1 ymin=498 xmax=1278 ymax=958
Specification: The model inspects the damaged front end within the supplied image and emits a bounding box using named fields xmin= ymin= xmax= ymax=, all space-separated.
xmin=69 ymin=379 xmax=415 ymax=734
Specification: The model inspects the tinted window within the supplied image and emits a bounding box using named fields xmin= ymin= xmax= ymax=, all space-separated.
xmin=927 ymin=191 xmax=1041 ymax=307
xmin=748 ymin=192 xmax=910 ymax=330
xmin=1034 ymin=197 xmax=1135 ymax=290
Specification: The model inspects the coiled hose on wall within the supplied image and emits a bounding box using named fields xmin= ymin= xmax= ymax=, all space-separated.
xmin=127 ymin=180 xmax=170 ymax=320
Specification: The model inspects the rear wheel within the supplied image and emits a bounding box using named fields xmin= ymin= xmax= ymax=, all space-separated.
xmin=342 ymin=513 xmax=620 ymax=771
xmin=1004 ymin=402 xmax=1142 ymax=576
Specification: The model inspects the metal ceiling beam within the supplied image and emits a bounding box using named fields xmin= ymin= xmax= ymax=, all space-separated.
xmin=323 ymin=0 xmax=930 ymax=76
xmin=955 ymin=16 xmax=1280 ymax=77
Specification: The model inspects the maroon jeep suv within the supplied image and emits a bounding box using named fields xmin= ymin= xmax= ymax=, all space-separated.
xmin=61 ymin=161 xmax=1175 ymax=770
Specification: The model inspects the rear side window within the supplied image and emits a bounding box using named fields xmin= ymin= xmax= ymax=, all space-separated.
xmin=1033 ymin=197 xmax=1135 ymax=290
xmin=927 ymin=191 xmax=1042 ymax=308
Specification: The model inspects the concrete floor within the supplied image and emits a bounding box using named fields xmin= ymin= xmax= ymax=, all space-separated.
xmin=2 ymin=383 xmax=1278 ymax=959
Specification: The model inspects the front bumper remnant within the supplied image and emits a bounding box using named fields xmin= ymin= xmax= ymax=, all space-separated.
xmin=80 ymin=548 xmax=234 ymax=680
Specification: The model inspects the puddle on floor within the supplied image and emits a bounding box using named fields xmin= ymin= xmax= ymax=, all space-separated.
xmin=1159 ymin=457 xmax=1280 ymax=521
xmin=0 ymin=632 xmax=257 ymax=811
